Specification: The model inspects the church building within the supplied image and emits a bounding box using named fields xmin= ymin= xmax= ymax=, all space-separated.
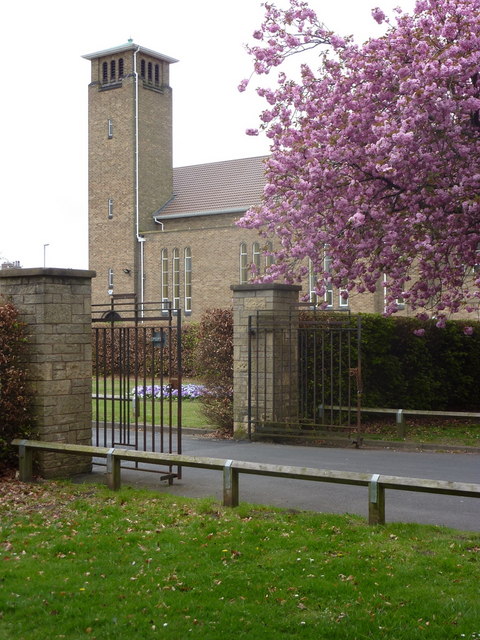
xmin=83 ymin=41 xmax=395 ymax=320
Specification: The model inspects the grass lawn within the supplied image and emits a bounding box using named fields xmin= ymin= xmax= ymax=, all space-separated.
xmin=362 ymin=417 xmax=480 ymax=448
xmin=93 ymin=398 xmax=209 ymax=430
xmin=1 ymin=479 xmax=479 ymax=640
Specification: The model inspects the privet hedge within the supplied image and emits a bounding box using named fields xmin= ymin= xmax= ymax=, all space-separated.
xmin=0 ymin=301 xmax=36 ymax=470
xmin=359 ymin=314 xmax=480 ymax=411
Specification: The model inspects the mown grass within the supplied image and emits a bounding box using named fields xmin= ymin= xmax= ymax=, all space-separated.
xmin=92 ymin=398 xmax=209 ymax=430
xmin=1 ymin=480 xmax=479 ymax=640
xmin=362 ymin=417 xmax=480 ymax=448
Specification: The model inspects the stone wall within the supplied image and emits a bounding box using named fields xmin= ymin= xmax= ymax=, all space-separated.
xmin=0 ymin=268 xmax=95 ymax=477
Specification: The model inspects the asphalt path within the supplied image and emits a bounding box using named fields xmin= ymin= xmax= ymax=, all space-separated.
xmin=80 ymin=435 xmax=480 ymax=532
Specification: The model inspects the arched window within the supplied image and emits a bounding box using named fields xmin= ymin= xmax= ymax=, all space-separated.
xmin=140 ymin=59 xmax=146 ymax=78
xmin=172 ymin=248 xmax=180 ymax=310
xmin=147 ymin=61 xmax=153 ymax=82
xmin=161 ymin=249 xmax=169 ymax=312
xmin=108 ymin=268 xmax=114 ymax=294
xmin=265 ymin=241 xmax=274 ymax=269
xmin=118 ymin=58 xmax=124 ymax=77
xmin=252 ymin=242 xmax=261 ymax=275
xmin=184 ymin=247 xmax=192 ymax=313
xmin=155 ymin=63 xmax=160 ymax=85
xmin=102 ymin=61 xmax=108 ymax=83
xmin=110 ymin=60 xmax=116 ymax=81
xmin=239 ymin=243 xmax=248 ymax=284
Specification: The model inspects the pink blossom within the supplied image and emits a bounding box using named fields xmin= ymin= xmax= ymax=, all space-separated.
xmin=349 ymin=211 xmax=365 ymax=227
xmin=464 ymin=326 xmax=474 ymax=336
xmin=372 ymin=7 xmax=386 ymax=24
xmin=413 ymin=328 xmax=426 ymax=337
xmin=238 ymin=0 xmax=480 ymax=319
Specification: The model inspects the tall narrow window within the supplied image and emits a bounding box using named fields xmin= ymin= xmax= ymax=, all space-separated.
xmin=108 ymin=199 xmax=113 ymax=219
xmin=147 ymin=61 xmax=153 ymax=82
xmin=184 ymin=247 xmax=192 ymax=313
xmin=161 ymin=249 xmax=169 ymax=312
xmin=323 ymin=251 xmax=333 ymax=308
xmin=339 ymin=289 xmax=349 ymax=308
xmin=118 ymin=58 xmax=124 ymax=77
xmin=102 ymin=61 xmax=108 ymax=83
xmin=107 ymin=119 xmax=113 ymax=139
xmin=475 ymin=244 xmax=480 ymax=273
xmin=155 ymin=63 xmax=160 ymax=85
xmin=239 ymin=242 xmax=248 ymax=284
xmin=108 ymin=269 xmax=114 ymax=294
xmin=252 ymin=242 xmax=261 ymax=275
xmin=110 ymin=60 xmax=116 ymax=81
xmin=172 ymin=248 xmax=180 ymax=310
xmin=383 ymin=274 xmax=405 ymax=311
xmin=265 ymin=241 xmax=274 ymax=269
xmin=308 ymin=260 xmax=318 ymax=306
xmin=140 ymin=59 xmax=146 ymax=78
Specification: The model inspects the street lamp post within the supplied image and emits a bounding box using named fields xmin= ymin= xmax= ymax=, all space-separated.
xmin=43 ymin=244 xmax=49 ymax=269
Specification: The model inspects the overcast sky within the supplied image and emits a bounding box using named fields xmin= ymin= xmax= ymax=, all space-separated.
xmin=1 ymin=0 xmax=414 ymax=270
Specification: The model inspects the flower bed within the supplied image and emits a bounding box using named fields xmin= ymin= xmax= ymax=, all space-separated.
xmin=131 ymin=384 xmax=206 ymax=400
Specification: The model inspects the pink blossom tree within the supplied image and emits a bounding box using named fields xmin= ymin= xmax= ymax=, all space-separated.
xmin=238 ymin=0 xmax=480 ymax=324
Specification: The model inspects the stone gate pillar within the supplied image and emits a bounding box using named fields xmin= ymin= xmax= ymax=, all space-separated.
xmin=231 ymin=283 xmax=301 ymax=438
xmin=0 ymin=268 xmax=95 ymax=477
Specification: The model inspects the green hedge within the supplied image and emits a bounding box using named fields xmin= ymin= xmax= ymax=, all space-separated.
xmin=194 ymin=308 xmax=233 ymax=433
xmin=359 ymin=315 xmax=480 ymax=411
xmin=0 ymin=301 xmax=36 ymax=470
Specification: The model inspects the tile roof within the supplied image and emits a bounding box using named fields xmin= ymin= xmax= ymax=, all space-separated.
xmin=155 ymin=155 xmax=267 ymax=218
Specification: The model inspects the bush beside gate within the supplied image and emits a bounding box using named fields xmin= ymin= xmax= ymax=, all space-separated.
xmin=0 ymin=301 xmax=36 ymax=470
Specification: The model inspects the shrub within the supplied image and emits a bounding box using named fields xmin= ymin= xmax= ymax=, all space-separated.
xmin=194 ymin=308 xmax=233 ymax=433
xmin=359 ymin=315 xmax=480 ymax=410
xmin=0 ymin=301 xmax=36 ymax=471
xmin=298 ymin=311 xmax=480 ymax=411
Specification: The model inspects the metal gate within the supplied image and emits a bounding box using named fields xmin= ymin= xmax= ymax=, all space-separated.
xmin=248 ymin=308 xmax=362 ymax=442
xmin=92 ymin=296 xmax=182 ymax=480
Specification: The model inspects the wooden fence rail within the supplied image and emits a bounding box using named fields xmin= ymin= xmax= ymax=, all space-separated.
xmin=326 ymin=406 xmax=480 ymax=437
xmin=11 ymin=438 xmax=480 ymax=526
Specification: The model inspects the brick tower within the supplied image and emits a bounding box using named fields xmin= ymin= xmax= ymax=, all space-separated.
xmin=83 ymin=41 xmax=177 ymax=308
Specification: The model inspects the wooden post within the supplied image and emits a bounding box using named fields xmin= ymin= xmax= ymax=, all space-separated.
xmin=223 ymin=460 xmax=239 ymax=507
xmin=18 ymin=441 xmax=33 ymax=482
xmin=106 ymin=449 xmax=121 ymax=490
xmin=368 ymin=474 xmax=385 ymax=525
